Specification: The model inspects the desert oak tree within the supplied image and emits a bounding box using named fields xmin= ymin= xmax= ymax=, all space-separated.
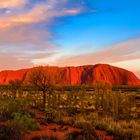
xmin=29 ymin=66 xmax=53 ymax=111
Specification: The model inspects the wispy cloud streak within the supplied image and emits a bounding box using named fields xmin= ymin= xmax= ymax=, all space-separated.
xmin=52 ymin=38 xmax=140 ymax=76
xmin=54 ymin=38 xmax=140 ymax=65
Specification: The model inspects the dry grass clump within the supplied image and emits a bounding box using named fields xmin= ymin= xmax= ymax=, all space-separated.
xmin=83 ymin=113 xmax=140 ymax=139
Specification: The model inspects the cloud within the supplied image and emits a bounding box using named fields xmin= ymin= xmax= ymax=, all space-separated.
xmin=0 ymin=51 xmax=31 ymax=70
xmin=0 ymin=0 xmax=27 ymax=8
xmin=51 ymin=38 xmax=140 ymax=74
xmin=135 ymin=70 xmax=140 ymax=78
xmin=0 ymin=0 xmax=84 ymax=46
xmin=0 ymin=0 xmax=83 ymax=28
xmin=0 ymin=51 xmax=56 ymax=70
xmin=0 ymin=0 xmax=85 ymax=70
xmin=53 ymin=38 xmax=140 ymax=65
xmin=0 ymin=24 xmax=52 ymax=47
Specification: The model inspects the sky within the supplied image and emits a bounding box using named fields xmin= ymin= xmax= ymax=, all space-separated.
xmin=0 ymin=0 xmax=140 ymax=77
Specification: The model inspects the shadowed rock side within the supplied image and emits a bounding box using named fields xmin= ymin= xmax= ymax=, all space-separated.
xmin=0 ymin=64 xmax=140 ymax=85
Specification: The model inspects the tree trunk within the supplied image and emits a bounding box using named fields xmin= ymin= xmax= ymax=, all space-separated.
xmin=43 ymin=91 xmax=46 ymax=112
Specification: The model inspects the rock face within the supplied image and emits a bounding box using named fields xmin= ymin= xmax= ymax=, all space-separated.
xmin=0 ymin=64 xmax=140 ymax=85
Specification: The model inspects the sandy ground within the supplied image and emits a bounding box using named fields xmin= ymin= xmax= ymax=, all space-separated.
xmin=23 ymin=123 xmax=81 ymax=140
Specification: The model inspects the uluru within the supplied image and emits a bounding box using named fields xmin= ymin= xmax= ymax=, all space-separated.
xmin=0 ymin=64 xmax=139 ymax=86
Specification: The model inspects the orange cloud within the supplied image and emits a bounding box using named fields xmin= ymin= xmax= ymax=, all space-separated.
xmin=0 ymin=0 xmax=83 ymax=52
xmin=0 ymin=4 xmax=46 ymax=28
xmin=0 ymin=0 xmax=27 ymax=8
xmin=0 ymin=0 xmax=83 ymax=47
xmin=0 ymin=1 xmax=82 ymax=28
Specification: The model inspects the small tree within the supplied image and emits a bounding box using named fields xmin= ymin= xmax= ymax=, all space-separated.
xmin=9 ymin=79 xmax=23 ymax=98
xmin=29 ymin=66 xmax=53 ymax=111
xmin=94 ymin=80 xmax=112 ymax=115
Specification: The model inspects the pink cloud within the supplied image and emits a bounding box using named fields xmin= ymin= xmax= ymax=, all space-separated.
xmin=0 ymin=0 xmax=83 ymax=28
xmin=0 ymin=0 xmax=27 ymax=8
xmin=53 ymin=38 xmax=140 ymax=65
xmin=135 ymin=70 xmax=140 ymax=78
xmin=50 ymin=38 xmax=140 ymax=76
xmin=0 ymin=51 xmax=56 ymax=70
xmin=0 ymin=0 xmax=85 ymax=70
xmin=0 ymin=0 xmax=84 ymax=52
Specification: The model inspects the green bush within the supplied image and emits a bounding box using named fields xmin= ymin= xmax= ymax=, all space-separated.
xmin=67 ymin=107 xmax=79 ymax=116
xmin=45 ymin=110 xmax=60 ymax=123
xmin=74 ymin=121 xmax=91 ymax=129
xmin=79 ymin=123 xmax=98 ymax=140
xmin=95 ymin=122 xmax=109 ymax=131
xmin=64 ymin=124 xmax=99 ymax=140
xmin=91 ymin=117 xmax=109 ymax=131
xmin=0 ymin=98 xmax=32 ymax=121
xmin=106 ymin=128 xmax=114 ymax=136
xmin=10 ymin=112 xmax=40 ymax=132
xmin=72 ymin=121 xmax=99 ymax=140
xmin=114 ymin=130 xmax=135 ymax=140
xmin=114 ymin=114 xmax=131 ymax=120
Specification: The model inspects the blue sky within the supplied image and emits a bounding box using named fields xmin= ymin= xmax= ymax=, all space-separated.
xmin=0 ymin=0 xmax=140 ymax=77
xmin=53 ymin=0 xmax=140 ymax=52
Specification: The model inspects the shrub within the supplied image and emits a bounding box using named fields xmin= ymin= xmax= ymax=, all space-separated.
xmin=74 ymin=121 xmax=91 ymax=129
xmin=91 ymin=117 xmax=109 ymax=131
xmin=95 ymin=122 xmax=109 ymax=131
xmin=72 ymin=121 xmax=99 ymax=140
xmin=64 ymin=124 xmax=99 ymax=140
xmin=76 ymin=133 xmax=98 ymax=140
xmin=10 ymin=112 xmax=40 ymax=132
xmin=78 ymin=124 xmax=99 ymax=140
xmin=45 ymin=110 xmax=60 ymax=123
xmin=114 ymin=130 xmax=135 ymax=140
xmin=106 ymin=128 xmax=114 ymax=136
xmin=64 ymin=131 xmax=80 ymax=140
xmin=31 ymin=136 xmax=58 ymax=140
xmin=114 ymin=114 xmax=131 ymax=120
xmin=67 ymin=107 xmax=79 ymax=116
xmin=0 ymin=98 xmax=31 ymax=121
xmin=0 ymin=124 xmax=22 ymax=140
xmin=54 ymin=117 xmax=75 ymax=126
xmin=0 ymin=134 xmax=9 ymax=140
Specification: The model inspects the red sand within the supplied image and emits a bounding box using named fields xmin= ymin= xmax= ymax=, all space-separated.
xmin=23 ymin=123 xmax=81 ymax=140
xmin=0 ymin=119 xmax=113 ymax=140
xmin=95 ymin=130 xmax=113 ymax=140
